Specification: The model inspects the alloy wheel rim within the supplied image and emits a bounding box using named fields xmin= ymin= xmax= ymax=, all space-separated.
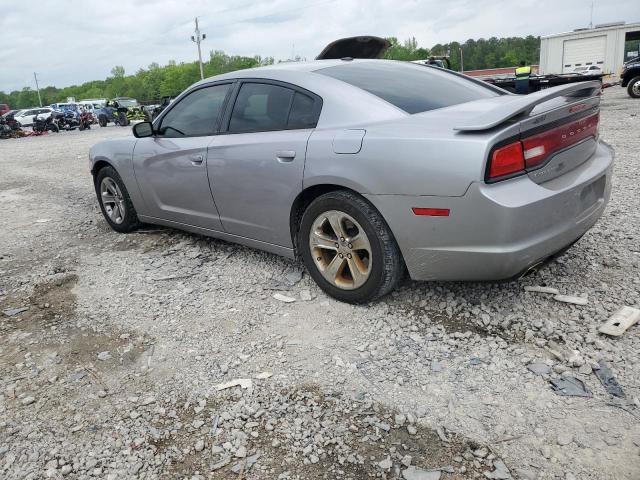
xmin=633 ymin=82 xmax=640 ymax=96
xmin=309 ymin=210 xmax=372 ymax=290
xmin=100 ymin=177 xmax=126 ymax=224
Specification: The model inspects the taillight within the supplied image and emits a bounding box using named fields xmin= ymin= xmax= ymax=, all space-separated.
xmin=521 ymin=112 xmax=599 ymax=168
xmin=487 ymin=112 xmax=599 ymax=182
xmin=488 ymin=141 xmax=525 ymax=180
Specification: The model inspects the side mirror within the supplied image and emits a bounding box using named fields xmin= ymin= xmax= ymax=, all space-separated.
xmin=133 ymin=121 xmax=154 ymax=138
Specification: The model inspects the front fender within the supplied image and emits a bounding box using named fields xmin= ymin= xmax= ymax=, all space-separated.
xmin=90 ymin=138 xmax=148 ymax=215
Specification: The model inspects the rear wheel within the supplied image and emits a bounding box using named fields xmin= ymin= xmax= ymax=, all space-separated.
xmin=627 ymin=76 xmax=640 ymax=98
xmin=95 ymin=166 xmax=140 ymax=233
xmin=299 ymin=190 xmax=404 ymax=303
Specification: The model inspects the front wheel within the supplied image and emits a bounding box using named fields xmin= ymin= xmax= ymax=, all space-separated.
xmin=299 ymin=190 xmax=404 ymax=303
xmin=95 ymin=166 xmax=140 ymax=233
xmin=627 ymin=76 xmax=640 ymax=98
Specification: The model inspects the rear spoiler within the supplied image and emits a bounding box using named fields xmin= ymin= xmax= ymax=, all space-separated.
xmin=454 ymin=81 xmax=601 ymax=132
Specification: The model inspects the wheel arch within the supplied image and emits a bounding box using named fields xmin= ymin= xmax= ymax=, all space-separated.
xmin=289 ymin=183 xmax=401 ymax=261
xmin=91 ymin=159 xmax=115 ymax=181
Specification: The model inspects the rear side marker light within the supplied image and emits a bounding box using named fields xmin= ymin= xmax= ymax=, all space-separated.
xmin=412 ymin=208 xmax=450 ymax=216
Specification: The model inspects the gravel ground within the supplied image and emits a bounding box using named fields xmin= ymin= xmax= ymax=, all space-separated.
xmin=1 ymin=86 xmax=639 ymax=480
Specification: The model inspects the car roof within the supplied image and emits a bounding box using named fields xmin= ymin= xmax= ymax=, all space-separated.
xmin=185 ymin=59 xmax=414 ymax=128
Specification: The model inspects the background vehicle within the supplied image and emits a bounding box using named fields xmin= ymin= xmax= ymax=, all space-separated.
xmin=14 ymin=107 xmax=54 ymax=127
xmin=90 ymin=51 xmax=612 ymax=303
xmin=573 ymin=65 xmax=603 ymax=75
xmin=2 ymin=109 xmax=24 ymax=118
xmin=112 ymin=97 xmax=138 ymax=108
xmin=32 ymin=114 xmax=59 ymax=133
xmin=96 ymin=104 xmax=130 ymax=127
xmin=621 ymin=55 xmax=640 ymax=98
xmin=50 ymin=102 xmax=78 ymax=113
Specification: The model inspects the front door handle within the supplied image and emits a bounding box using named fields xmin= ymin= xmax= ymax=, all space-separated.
xmin=190 ymin=154 xmax=204 ymax=165
xmin=276 ymin=150 xmax=296 ymax=163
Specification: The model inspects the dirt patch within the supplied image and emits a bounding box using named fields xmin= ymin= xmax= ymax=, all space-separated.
xmin=1 ymin=273 xmax=78 ymax=333
xmin=155 ymin=385 xmax=494 ymax=479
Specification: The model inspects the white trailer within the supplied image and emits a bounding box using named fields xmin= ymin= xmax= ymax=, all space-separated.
xmin=539 ymin=21 xmax=640 ymax=78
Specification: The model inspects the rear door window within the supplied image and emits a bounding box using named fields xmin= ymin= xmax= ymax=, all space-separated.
xmin=316 ymin=61 xmax=501 ymax=114
xmin=227 ymin=83 xmax=321 ymax=133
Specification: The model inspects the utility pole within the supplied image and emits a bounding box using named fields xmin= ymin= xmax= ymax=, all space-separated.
xmin=459 ymin=47 xmax=464 ymax=73
xmin=191 ymin=17 xmax=206 ymax=80
xmin=589 ymin=1 xmax=594 ymax=28
xmin=33 ymin=72 xmax=42 ymax=107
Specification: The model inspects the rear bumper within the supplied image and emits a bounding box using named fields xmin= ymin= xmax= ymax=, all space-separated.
xmin=365 ymin=141 xmax=614 ymax=281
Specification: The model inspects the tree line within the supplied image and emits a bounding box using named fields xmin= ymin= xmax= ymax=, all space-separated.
xmin=1 ymin=36 xmax=540 ymax=109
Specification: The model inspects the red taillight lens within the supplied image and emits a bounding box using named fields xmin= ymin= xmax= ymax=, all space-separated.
xmin=488 ymin=141 xmax=525 ymax=179
xmin=487 ymin=112 xmax=599 ymax=182
xmin=522 ymin=112 xmax=599 ymax=168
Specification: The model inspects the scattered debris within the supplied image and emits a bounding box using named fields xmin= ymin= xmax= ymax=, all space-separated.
xmin=299 ymin=289 xmax=314 ymax=301
xmin=285 ymin=269 xmax=303 ymax=286
xmin=21 ymin=396 xmax=36 ymax=406
xmin=378 ymin=457 xmax=392 ymax=470
xmin=484 ymin=459 xmax=513 ymax=479
xmin=550 ymin=376 xmax=592 ymax=397
xmin=97 ymin=351 xmax=111 ymax=361
xmin=553 ymin=295 xmax=588 ymax=306
xmin=598 ymin=306 xmax=640 ymax=336
xmin=402 ymin=466 xmax=442 ymax=480
xmin=255 ymin=371 xmax=273 ymax=380
xmin=152 ymin=274 xmax=194 ymax=281
xmin=273 ymin=293 xmax=296 ymax=303
xmin=524 ymin=285 xmax=560 ymax=295
xmin=215 ymin=378 xmax=252 ymax=391
xmin=2 ymin=306 xmax=29 ymax=317
xmin=35 ymin=218 xmax=51 ymax=223
xmin=593 ymin=361 xmax=625 ymax=398
xmin=527 ymin=361 xmax=551 ymax=376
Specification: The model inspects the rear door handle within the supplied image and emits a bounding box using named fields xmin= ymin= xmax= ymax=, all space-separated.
xmin=190 ymin=154 xmax=204 ymax=165
xmin=276 ymin=150 xmax=296 ymax=163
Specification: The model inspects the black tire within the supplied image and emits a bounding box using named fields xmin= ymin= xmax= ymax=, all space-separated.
xmin=627 ymin=76 xmax=640 ymax=99
xmin=95 ymin=166 xmax=140 ymax=233
xmin=298 ymin=190 xmax=404 ymax=303
xmin=98 ymin=115 xmax=107 ymax=127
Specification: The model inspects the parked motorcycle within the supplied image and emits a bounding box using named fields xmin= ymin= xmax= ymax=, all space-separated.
xmin=0 ymin=113 xmax=24 ymax=138
xmin=54 ymin=110 xmax=81 ymax=131
xmin=32 ymin=114 xmax=59 ymax=134
xmin=78 ymin=110 xmax=93 ymax=130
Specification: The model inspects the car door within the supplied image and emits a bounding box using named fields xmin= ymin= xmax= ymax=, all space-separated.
xmin=207 ymin=81 xmax=322 ymax=247
xmin=20 ymin=110 xmax=35 ymax=125
xmin=132 ymin=83 xmax=233 ymax=231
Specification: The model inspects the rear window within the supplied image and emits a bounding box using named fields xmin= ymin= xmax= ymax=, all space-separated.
xmin=316 ymin=61 xmax=500 ymax=114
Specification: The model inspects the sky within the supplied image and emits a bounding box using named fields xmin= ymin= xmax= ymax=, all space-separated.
xmin=1 ymin=0 xmax=638 ymax=92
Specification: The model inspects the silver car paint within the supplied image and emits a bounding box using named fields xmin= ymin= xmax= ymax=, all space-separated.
xmin=90 ymin=60 xmax=614 ymax=281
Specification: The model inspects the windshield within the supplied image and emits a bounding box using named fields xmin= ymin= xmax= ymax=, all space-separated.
xmin=316 ymin=61 xmax=501 ymax=114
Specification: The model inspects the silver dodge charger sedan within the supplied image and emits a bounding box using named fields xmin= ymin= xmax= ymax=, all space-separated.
xmin=90 ymin=54 xmax=613 ymax=303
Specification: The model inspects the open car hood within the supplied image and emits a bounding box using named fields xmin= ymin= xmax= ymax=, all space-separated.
xmin=316 ymin=36 xmax=390 ymax=60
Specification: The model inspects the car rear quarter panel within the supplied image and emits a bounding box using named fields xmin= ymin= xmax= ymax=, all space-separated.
xmin=90 ymin=138 xmax=148 ymax=215
xmin=304 ymin=117 xmax=515 ymax=197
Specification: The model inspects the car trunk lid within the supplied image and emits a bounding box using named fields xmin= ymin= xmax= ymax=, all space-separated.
xmin=316 ymin=36 xmax=391 ymax=60
xmin=453 ymin=81 xmax=602 ymax=184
